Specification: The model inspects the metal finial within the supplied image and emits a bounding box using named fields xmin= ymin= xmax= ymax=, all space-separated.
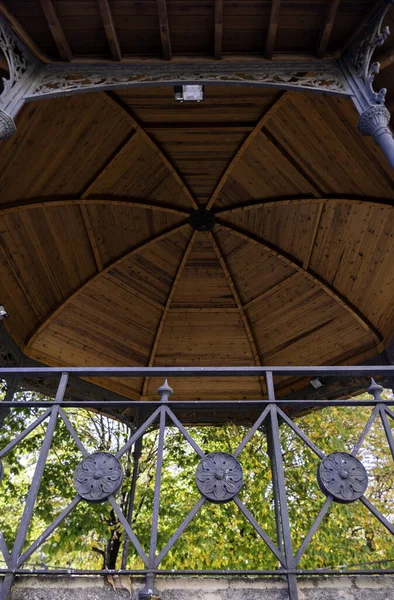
xmin=158 ymin=379 xmax=173 ymax=402
xmin=368 ymin=377 xmax=384 ymax=401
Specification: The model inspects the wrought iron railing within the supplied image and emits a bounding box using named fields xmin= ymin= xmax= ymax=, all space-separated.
xmin=0 ymin=366 xmax=394 ymax=600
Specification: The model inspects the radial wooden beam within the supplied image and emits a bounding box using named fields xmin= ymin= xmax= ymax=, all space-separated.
xmin=206 ymin=93 xmax=288 ymax=211
xmin=103 ymin=93 xmax=198 ymax=209
xmin=40 ymin=0 xmax=72 ymax=62
xmin=214 ymin=0 xmax=223 ymax=60
xmin=98 ymin=0 xmax=122 ymax=61
xmin=79 ymin=204 xmax=103 ymax=272
xmin=316 ymin=0 xmax=341 ymax=58
xmin=303 ymin=201 xmax=325 ymax=270
xmin=23 ymin=222 xmax=189 ymax=352
xmin=141 ymin=231 xmax=196 ymax=399
xmin=265 ymin=0 xmax=281 ymax=59
xmin=218 ymin=221 xmax=384 ymax=350
xmin=157 ymin=0 xmax=172 ymax=61
xmin=0 ymin=197 xmax=190 ymax=217
xmin=209 ymin=231 xmax=266 ymax=396
xmin=214 ymin=196 xmax=394 ymax=215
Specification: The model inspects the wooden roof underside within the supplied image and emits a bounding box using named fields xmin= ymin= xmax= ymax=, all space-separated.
xmin=0 ymin=86 xmax=394 ymax=401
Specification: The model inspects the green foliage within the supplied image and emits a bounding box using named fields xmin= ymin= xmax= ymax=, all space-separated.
xmin=0 ymin=381 xmax=394 ymax=573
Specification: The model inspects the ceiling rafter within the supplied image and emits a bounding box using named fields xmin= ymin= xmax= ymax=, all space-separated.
xmin=206 ymin=93 xmax=289 ymax=211
xmin=23 ymin=222 xmax=189 ymax=353
xmin=303 ymin=201 xmax=325 ymax=270
xmin=0 ymin=1 xmax=51 ymax=62
xmin=213 ymin=196 xmax=394 ymax=215
xmin=141 ymin=230 xmax=196 ymax=399
xmin=0 ymin=198 xmax=190 ymax=217
xmin=79 ymin=204 xmax=103 ymax=272
xmin=103 ymin=93 xmax=198 ymax=209
xmin=214 ymin=0 xmax=223 ymax=60
xmin=209 ymin=231 xmax=266 ymax=396
xmin=217 ymin=221 xmax=384 ymax=350
xmin=265 ymin=0 xmax=281 ymax=59
xmin=39 ymin=0 xmax=72 ymax=62
xmin=157 ymin=0 xmax=172 ymax=60
xmin=98 ymin=0 xmax=122 ymax=61
xmin=316 ymin=0 xmax=341 ymax=58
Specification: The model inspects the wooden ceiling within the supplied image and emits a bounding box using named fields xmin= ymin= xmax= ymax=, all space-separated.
xmin=0 ymin=84 xmax=393 ymax=401
xmin=1 ymin=0 xmax=394 ymax=401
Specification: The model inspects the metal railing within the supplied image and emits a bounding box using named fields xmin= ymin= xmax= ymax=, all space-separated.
xmin=0 ymin=365 xmax=394 ymax=600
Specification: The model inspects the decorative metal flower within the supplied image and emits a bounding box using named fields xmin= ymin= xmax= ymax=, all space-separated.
xmin=195 ymin=452 xmax=243 ymax=503
xmin=317 ymin=452 xmax=368 ymax=503
xmin=73 ymin=452 xmax=124 ymax=503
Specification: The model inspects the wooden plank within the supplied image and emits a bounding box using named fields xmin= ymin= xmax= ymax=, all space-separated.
xmin=39 ymin=0 xmax=72 ymax=61
xmin=142 ymin=231 xmax=196 ymax=398
xmin=265 ymin=0 xmax=281 ymax=59
xmin=209 ymin=231 xmax=266 ymax=396
xmin=98 ymin=0 xmax=122 ymax=61
xmin=214 ymin=0 xmax=223 ymax=60
xmin=316 ymin=0 xmax=341 ymax=58
xmin=157 ymin=0 xmax=172 ymax=60
xmin=206 ymin=92 xmax=287 ymax=210
xmin=23 ymin=222 xmax=188 ymax=353
xmin=217 ymin=222 xmax=384 ymax=350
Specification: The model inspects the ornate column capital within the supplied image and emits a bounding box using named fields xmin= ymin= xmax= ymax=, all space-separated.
xmin=358 ymin=105 xmax=392 ymax=142
xmin=0 ymin=109 xmax=16 ymax=140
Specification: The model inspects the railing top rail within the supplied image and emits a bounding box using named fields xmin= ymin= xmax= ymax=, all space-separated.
xmin=0 ymin=365 xmax=394 ymax=378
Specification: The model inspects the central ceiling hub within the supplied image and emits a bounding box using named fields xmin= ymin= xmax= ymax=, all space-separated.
xmin=189 ymin=208 xmax=216 ymax=232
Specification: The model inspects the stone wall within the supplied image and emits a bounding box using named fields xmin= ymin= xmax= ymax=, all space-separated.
xmin=6 ymin=575 xmax=394 ymax=600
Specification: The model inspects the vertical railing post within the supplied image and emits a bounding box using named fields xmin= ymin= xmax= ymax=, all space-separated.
xmin=0 ymin=372 xmax=68 ymax=600
xmin=138 ymin=380 xmax=172 ymax=600
xmin=266 ymin=371 xmax=298 ymax=600
xmin=266 ymin=420 xmax=284 ymax=556
xmin=121 ymin=432 xmax=143 ymax=569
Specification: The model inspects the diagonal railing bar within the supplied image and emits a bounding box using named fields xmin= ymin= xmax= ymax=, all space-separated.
xmin=17 ymin=496 xmax=81 ymax=567
xmin=58 ymin=408 xmax=88 ymax=457
xmin=0 ymin=409 xmax=52 ymax=460
xmin=294 ymin=496 xmax=333 ymax=566
xmin=360 ymin=496 xmax=394 ymax=537
xmin=149 ymin=406 xmax=166 ymax=567
xmin=0 ymin=533 xmax=10 ymax=566
xmin=384 ymin=406 xmax=394 ymax=421
xmin=165 ymin=406 xmax=205 ymax=458
xmin=276 ymin=407 xmax=325 ymax=459
xmin=379 ymin=406 xmax=394 ymax=460
xmin=108 ymin=496 xmax=149 ymax=565
xmin=233 ymin=496 xmax=286 ymax=565
xmin=155 ymin=497 xmax=206 ymax=567
xmin=116 ymin=407 xmax=162 ymax=459
xmin=351 ymin=405 xmax=380 ymax=456
xmin=233 ymin=405 xmax=270 ymax=458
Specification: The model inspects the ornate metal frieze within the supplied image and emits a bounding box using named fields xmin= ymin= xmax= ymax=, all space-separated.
xmin=0 ymin=108 xmax=15 ymax=139
xmin=25 ymin=61 xmax=351 ymax=101
xmin=317 ymin=452 xmax=368 ymax=503
xmin=73 ymin=451 xmax=124 ymax=502
xmin=195 ymin=452 xmax=243 ymax=503
xmin=0 ymin=15 xmax=38 ymax=107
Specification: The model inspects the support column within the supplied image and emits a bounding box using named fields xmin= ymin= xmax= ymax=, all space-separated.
xmin=358 ymin=105 xmax=394 ymax=170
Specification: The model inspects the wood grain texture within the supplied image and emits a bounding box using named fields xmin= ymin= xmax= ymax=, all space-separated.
xmin=98 ymin=0 xmax=122 ymax=61
xmin=265 ymin=0 xmax=281 ymax=58
xmin=316 ymin=0 xmax=341 ymax=58
xmin=39 ymin=0 xmax=72 ymax=61
xmin=157 ymin=0 xmax=171 ymax=60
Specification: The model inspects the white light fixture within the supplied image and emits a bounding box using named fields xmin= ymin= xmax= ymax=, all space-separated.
xmin=310 ymin=377 xmax=324 ymax=390
xmin=174 ymin=85 xmax=204 ymax=102
xmin=0 ymin=305 xmax=8 ymax=320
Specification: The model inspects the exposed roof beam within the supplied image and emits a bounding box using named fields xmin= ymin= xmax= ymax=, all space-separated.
xmin=316 ymin=0 xmax=341 ymax=58
xmin=141 ymin=231 xmax=196 ymax=399
xmin=157 ymin=0 xmax=172 ymax=61
xmin=0 ymin=1 xmax=51 ymax=62
xmin=98 ymin=0 xmax=122 ymax=61
xmin=218 ymin=221 xmax=384 ymax=350
xmin=214 ymin=0 xmax=223 ymax=60
xmin=79 ymin=204 xmax=103 ymax=272
xmin=265 ymin=0 xmax=281 ymax=59
xmin=23 ymin=222 xmax=189 ymax=352
xmin=39 ymin=0 xmax=72 ymax=62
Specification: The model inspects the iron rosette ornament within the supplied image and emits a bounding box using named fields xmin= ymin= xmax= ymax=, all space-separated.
xmin=317 ymin=452 xmax=368 ymax=503
xmin=195 ymin=452 xmax=243 ymax=503
xmin=73 ymin=451 xmax=124 ymax=503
